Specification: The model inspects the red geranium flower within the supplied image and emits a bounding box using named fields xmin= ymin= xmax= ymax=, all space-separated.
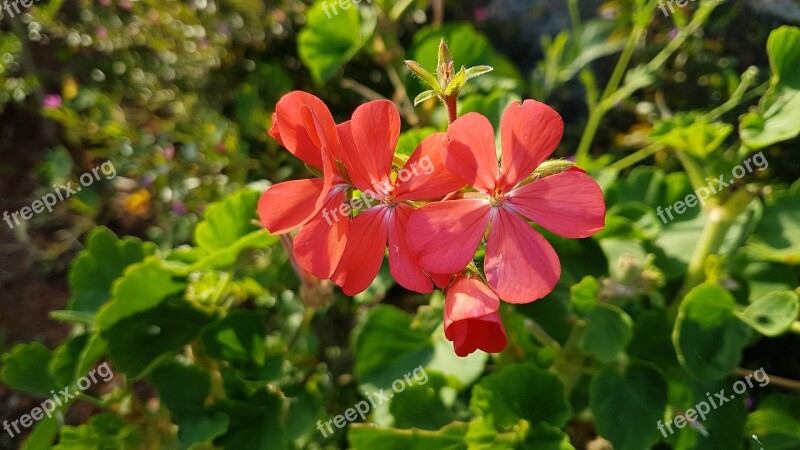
xmin=258 ymin=91 xmax=350 ymax=279
xmin=329 ymin=100 xmax=464 ymax=295
xmin=444 ymin=275 xmax=507 ymax=357
xmin=408 ymin=100 xmax=606 ymax=303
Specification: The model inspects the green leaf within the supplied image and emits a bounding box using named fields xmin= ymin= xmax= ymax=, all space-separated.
xmin=201 ymin=310 xmax=279 ymax=380
xmin=54 ymin=413 xmax=142 ymax=450
xmin=194 ymin=189 xmax=262 ymax=252
xmin=650 ymin=112 xmax=733 ymax=158
xmin=297 ymin=0 xmax=377 ymax=85
xmin=214 ymin=390 xmax=288 ymax=450
xmin=49 ymin=334 xmax=90 ymax=386
xmin=747 ymin=394 xmax=800 ymax=449
xmin=390 ymin=372 xmax=455 ymax=430
xmin=102 ymin=302 xmax=213 ymax=378
xmin=444 ymin=66 xmax=467 ymax=96
xmin=348 ymin=422 xmax=468 ymax=450
xmin=738 ymin=290 xmax=800 ymax=336
xmin=96 ymin=257 xmax=186 ymax=331
xmin=68 ymin=227 xmax=154 ymax=313
xmin=667 ymin=368 xmax=748 ymax=450
xmin=673 ymin=283 xmax=750 ymax=381
xmin=747 ymin=186 xmax=800 ymax=264
xmin=151 ymin=361 xmax=212 ymax=419
xmin=522 ymin=423 xmax=575 ymax=450
xmin=1 ymin=343 xmax=58 ymax=396
xmin=426 ymin=326 xmax=487 ymax=389
xmin=590 ymin=363 xmax=668 ymax=450
xmin=570 ymin=275 xmax=600 ymax=314
xmin=285 ymin=386 xmax=323 ymax=445
xmin=740 ymin=26 xmax=800 ymax=149
xmin=406 ymin=60 xmax=441 ymax=93
xmin=470 ymin=363 xmax=571 ymax=431
xmin=580 ymin=304 xmax=634 ymax=363
xmin=465 ymin=65 xmax=494 ymax=80
xmin=414 ymin=89 xmax=438 ymax=106
xmin=183 ymin=230 xmax=277 ymax=273
xmin=628 ymin=310 xmax=679 ymax=370
xmin=353 ymin=305 xmax=433 ymax=391
xmin=179 ymin=411 xmax=230 ymax=450
xmin=459 ymin=90 xmax=521 ymax=131
xmin=21 ymin=417 xmax=59 ymax=450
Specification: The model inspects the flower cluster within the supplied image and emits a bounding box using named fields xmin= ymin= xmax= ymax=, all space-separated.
xmin=259 ymin=91 xmax=606 ymax=356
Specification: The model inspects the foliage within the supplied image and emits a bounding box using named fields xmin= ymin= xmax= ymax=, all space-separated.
xmin=1 ymin=0 xmax=799 ymax=449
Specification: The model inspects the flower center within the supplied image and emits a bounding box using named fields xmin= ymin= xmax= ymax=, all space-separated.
xmin=489 ymin=190 xmax=507 ymax=207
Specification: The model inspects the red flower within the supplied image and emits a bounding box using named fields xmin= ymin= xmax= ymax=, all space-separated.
xmin=329 ymin=100 xmax=464 ymax=295
xmin=258 ymin=91 xmax=349 ymax=279
xmin=444 ymin=275 xmax=507 ymax=357
xmin=409 ymin=100 xmax=606 ymax=303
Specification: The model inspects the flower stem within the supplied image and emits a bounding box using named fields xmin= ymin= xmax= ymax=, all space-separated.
xmin=608 ymin=143 xmax=663 ymax=171
xmin=677 ymin=188 xmax=753 ymax=299
xmin=444 ymin=94 xmax=458 ymax=124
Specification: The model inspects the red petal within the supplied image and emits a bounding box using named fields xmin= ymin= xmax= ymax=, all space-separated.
xmin=272 ymin=91 xmax=338 ymax=170
xmin=485 ymin=208 xmax=560 ymax=303
xmin=407 ymin=199 xmax=492 ymax=274
xmin=388 ymin=204 xmax=433 ymax=293
xmin=339 ymin=101 xmax=399 ymax=194
xmin=257 ymin=179 xmax=324 ymax=234
xmin=444 ymin=276 xmax=507 ymax=356
xmin=430 ymin=272 xmax=455 ymax=289
xmin=498 ymin=100 xmax=564 ymax=190
xmin=444 ymin=113 xmax=499 ymax=194
xmin=294 ymin=187 xmax=349 ymax=279
xmin=331 ymin=206 xmax=390 ymax=296
xmin=395 ymin=133 xmax=465 ymax=201
xmin=507 ymin=169 xmax=606 ymax=238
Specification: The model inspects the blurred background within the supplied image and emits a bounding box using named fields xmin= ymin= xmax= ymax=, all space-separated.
xmin=1 ymin=0 xmax=799 ymax=449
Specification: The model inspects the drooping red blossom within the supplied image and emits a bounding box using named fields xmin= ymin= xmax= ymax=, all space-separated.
xmin=408 ymin=100 xmax=606 ymax=303
xmin=444 ymin=275 xmax=507 ymax=357
xmin=258 ymin=91 xmax=350 ymax=279
xmin=329 ymin=100 xmax=465 ymax=295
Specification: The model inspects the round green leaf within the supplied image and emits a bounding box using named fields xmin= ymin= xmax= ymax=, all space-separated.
xmin=590 ymin=363 xmax=668 ymax=450
xmin=673 ymin=283 xmax=751 ymax=381
xmin=739 ymin=290 xmax=800 ymax=337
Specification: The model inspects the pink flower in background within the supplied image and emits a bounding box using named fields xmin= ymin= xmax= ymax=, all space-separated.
xmin=409 ymin=100 xmax=606 ymax=304
xmin=444 ymin=275 xmax=507 ymax=357
xmin=43 ymin=94 xmax=62 ymax=109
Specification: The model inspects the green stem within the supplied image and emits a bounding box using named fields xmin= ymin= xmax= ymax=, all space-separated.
xmin=525 ymin=318 xmax=561 ymax=350
xmin=704 ymin=67 xmax=761 ymax=120
xmin=566 ymin=0 xmax=583 ymax=38
xmin=549 ymin=320 xmax=589 ymax=392
xmin=677 ymin=188 xmax=753 ymax=299
xmin=674 ymin=150 xmax=708 ymax=194
xmin=609 ymin=143 xmax=664 ymax=171
xmin=76 ymin=393 xmax=106 ymax=409
xmin=575 ymin=0 xmax=723 ymax=166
